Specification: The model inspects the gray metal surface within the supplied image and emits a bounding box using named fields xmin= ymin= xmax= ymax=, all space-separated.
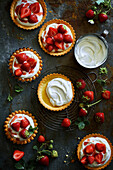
xmin=0 ymin=0 xmax=113 ymax=169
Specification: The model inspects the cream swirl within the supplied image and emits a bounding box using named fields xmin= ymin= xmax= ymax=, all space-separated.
xmin=46 ymin=78 xmax=73 ymax=106
xmin=8 ymin=114 xmax=35 ymax=141
xmin=75 ymin=35 xmax=107 ymax=68
xmin=12 ymin=51 xmax=40 ymax=79
xmin=80 ymin=137 xmax=111 ymax=167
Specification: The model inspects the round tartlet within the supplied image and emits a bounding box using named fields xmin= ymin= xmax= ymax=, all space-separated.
xmin=4 ymin=110 xmax=38 ymax=144
xmin=38 ymin=19 xmax=76 ymax=56
xmin=77 ymin=133 xmax=113 ymax=170
xmin=10 ymin=0 xmax=47 ymax=30
xmin=37 ymin=73 xmax=75 ymax=111
xmin=9 ymin=47 xmax=43 ymax=82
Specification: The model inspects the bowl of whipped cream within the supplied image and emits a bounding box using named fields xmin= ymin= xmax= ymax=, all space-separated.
xmin=74 ymin=33 xmax=108 ymax=68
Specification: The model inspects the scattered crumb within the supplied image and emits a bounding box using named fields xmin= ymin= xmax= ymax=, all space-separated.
xmin=64 ymin=160 xmax=66 ymax=163
xmin=16 ymin=36 xmax=24 ymax=40
xmin=77 ymin=137 xmax=80 ymax=140
xmin=71 ymin=159 xmax=75 ymax=163
xmin=66 ymin=154 xmax=68 ymax=157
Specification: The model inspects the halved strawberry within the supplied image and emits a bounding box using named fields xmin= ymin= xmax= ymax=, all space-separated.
xmin=95 ymin=153 xmax=103 ymax=164
xmin=55 ymin=41 xmax=63 ymax=49
xmin=63 ymin=34 xmax=73 ymax=43
xmin=19 ymin=129 xmax=30 ymax=139
xmin=46 ymin=37 xmax=54 ymax=45
xmin=95 ymin=143 xmax=106 ymax=152
xmin=28 ymin=14 xmax=38 ymax=23
xmin=21 ymin=62 xmax=31 ymax=72
xmin=20 ymin=7 xmax=31 ymax=19
xmin=13 ymin=150 xmax=24 ymax=161
xmin=85 ymin=145 xmax=94 ymax=154
xmin=58 ymin=25 xmax=67 ymax=34
xmin=81 ymin=156 xmax=87 ymax=165
xmin=87 ymin=156 xmax=95 ymax=164
xmin=15 ymin=69 xmax=22 ymax=77
xmin=15 ymin=53 xmax=28 ymax=64
xmin=48 ymin=45 xmax=54 ymax=52
xmin=29 ymin=2 xmax=40 ymax=13
xmin=54 ymin=33 xmax=63 ymax=42
xmin=20 ymin=117 xmax=30 ymax=128
xmin=27 ymin=58 xmax=37 ymax=68
xmin=11 ymin=122 xmax=20 ymax=132
xmin=15 ymin=4 xmax=23 ymax=15
xmin=48 ymin=27 xmax=58 ymax=37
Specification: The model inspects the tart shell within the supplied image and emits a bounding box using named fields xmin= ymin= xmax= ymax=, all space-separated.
xmin=77 ymin=133 xmax=113 ymax=170
xmin=37 ymin=73 xmax=75 ymax=111
xmin=9 ymin=47 xmax=43 ymax=82
xmin=4 ymin=110 xmax=38 ymax=144
xmin=10 ymin=0 xmax=47 ymax=30
xmin=38 ymin=19 xmax=76 ymax=56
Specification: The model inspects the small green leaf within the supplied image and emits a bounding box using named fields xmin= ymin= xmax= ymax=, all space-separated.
xmin=63 ymin=25 xmax=67 ymax=30
xmin=7 ymin=94 xmax=13 ymax=102
xmin=77 ymin=117 xmax=82 ymax=122
xmin=96 ymin=0 xmax=104 ymax=5
xmin=75 ymin=121 xmax=79 ymax=125
xmin=28 ymin=126 xmax=37 ymax=134
xmin=78 ymin=122 xmax=85 ymax=130
xmin=33 ymin=145 xmax=38 ymax=151
xmin=99 ymin=67 xmax=108 ymax=74
xmin=41 ymin=150 xmax=51 ymax=156
xmin=97 ymin=79 xmax=106 ymax=86
xmin=15 ymin=85 xmax=23 ymax=93
xmin=15 ymin=162 xmax=25 ymax=169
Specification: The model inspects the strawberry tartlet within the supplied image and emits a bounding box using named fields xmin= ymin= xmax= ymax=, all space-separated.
xmin=39 ymin=19 xmax=76 ymax=56
xmin=77 ymin=134 xmax=113 ymax=169
xmin=9 ymin=48 xmax=43 ymax=82
xmin=4 ymin=110 xmax=38 ymax=144
xmin=10 ymin=0 xmax=47 ymax=30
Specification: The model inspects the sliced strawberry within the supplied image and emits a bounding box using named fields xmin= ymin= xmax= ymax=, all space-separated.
xmin=24 ymin=3 xmax=30 ymax=8
xmin=55 ymin=41 xmax=63 ymax=49
xmin=13 ymin=150 xmax=24 ymax=161
xmin=54 ymin=33 xmax=63 ymax=42
xmin=63 ymin=34 xmax=73 ymax=43
xmin=11 ymin=122 xmax=20 ymax=132
xmin=27 ymin=58 xmax=37 ymax=68
xmin=87 ymin=156 xmax=95 ymax=164
xmin=15 ymin=69 xmax=22 ymax=77
xmin=19 ymin=129 xmax=30 ymax=139
xmin=85 ymin=145 xmax=94 ymax=154
xmin=21 ymin=62 xmax=31 ymax=72
xmin=15 ymin=53 xmax=28 ymax=64
xmin=81 ymin=156 xmax=87 ymax=165
xmin=46 ymin=37 xmax=54 ymax=45
xmin=20 ymin=117 xmax=30 ymax=128
xmin=48 ymin=27 xmax=58 ymax=37
xmin=20 ymin=7 xmax=31 ymax=19
xmin=58 ymin=25 xmax=67 ymax=34
xmin=95 ymin=143 xmax=106 ymax=152
xmin=95 ymin=153 xmax=103 ymax=164
xmin=48 ymin=45 xmax=54 ymax=52
xmin=29 ymin=2 xmax=40 ymax=13
xmin=15 ymin=4 xmax=23 ymax=15
xmin=28 ymin=14 xmax=38 ymax=23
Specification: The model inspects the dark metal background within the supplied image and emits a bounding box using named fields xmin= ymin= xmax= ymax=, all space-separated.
xmin=0 ymin=0 xmax=113 ymax=170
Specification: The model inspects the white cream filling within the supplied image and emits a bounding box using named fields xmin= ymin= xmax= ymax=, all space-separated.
xmin=15 ymin=0 xmax=43 ymax=26
xmin=41 ymin=23 xmax=73 ymax=52
xmin=8 ymin=114 xmax=35 ymax=141
xmin=80 ymin=137 xmax=111 ymax=167
xmin=75 ymin=35 xmax=107 ymax=67
xmin=46 ymin=78 xmax=73 ymax=106
xmin=12 ymin=51 xmax=39 ymax=79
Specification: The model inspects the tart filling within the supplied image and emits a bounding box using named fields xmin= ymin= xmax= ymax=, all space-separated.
xmin=12 ymin=51 xmax=40 ymax=79
xmin=8 ymin=114 xmax=34 ymax=141
xmin=41 ymin=23 xmax=73 ymax=52
xmin=80 ymin=137 xmax=111 ymax=167
xmin=46 ymin=78 xmax=73 ymax=106
xmin=14 ymin=0 xmax=43 ymax=26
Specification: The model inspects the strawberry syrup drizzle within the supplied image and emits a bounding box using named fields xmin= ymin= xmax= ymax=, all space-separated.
xmin=14 ymin=61 xmax=21 ymax=68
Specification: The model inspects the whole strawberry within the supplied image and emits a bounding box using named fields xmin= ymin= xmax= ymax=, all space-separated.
xmin=102 ymin=90 xmax=110 ymax=100
xmin=86 ymin=9 xmax=95 ymax=19
xmin=98 ymin=13 xmax=108 ymax=23
xmin=95 ymin=112 xmax=104 ymax=123
xmin=82 ymin=91 xmax=94 ymax=102
xmin=38 ymin=135 xmax=45 ymax=143
xmin=19 ymin=129 xmax=30 ymax=139
xmin=39 ymin=155 xmax=49 ymax=166
xmin=79 ymin=108 xmax=87 ymax=117
xmin=61 ymin=118 xmax=71 ymax=127
xmin=76 ymin=79 xmax=86 ymax=90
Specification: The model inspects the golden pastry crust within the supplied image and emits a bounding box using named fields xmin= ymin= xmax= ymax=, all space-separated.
xmin=38 ymin=19 xmax=76 ymax=56
xmin=10 ymin=0 xmax=47 ymax=30
xmin=4 ymin=110 xmax=38 ymax=144
xmin=9 ymin=47 xmax=43 ymax=82
xmin=37 ymin=73 xmax=75 ymax=111
xmin=77 ymin=133 xmax=113 ymax=170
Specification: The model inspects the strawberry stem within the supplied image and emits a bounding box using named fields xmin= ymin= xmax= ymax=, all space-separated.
xmin=87 ymin=99 xmax=102 ymax=108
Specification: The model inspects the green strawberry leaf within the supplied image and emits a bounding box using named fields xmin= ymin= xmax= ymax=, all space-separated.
xmin=78 ymin=122 xmax=85 ymax=130
xmin=33 ymin=145 xmax=38 ymax=151
xmin=99 ymin=67 xmax=108 ymax=74
xmin=84 ymin=120 xmax=90 ymax=125
xmin=15 ymin=162 xmax=25 ymax=169
xmin=63 ymin=25 xmax=67 ymax=30
xmin=15 ymin=85 xmax=23 ymax=93
xmin=75 ymin=121 xmax=79 ymax=125
xmin=7 ymin=94 xmax=13 ymax=102
xmin=77 ymin=117 xmax=82 ymax=122
xmin=96 ymin=0 xmax=104 ymax=5
xmin=97 ymin=79 xmax=106 ymax=86
xmin=41 ymin=150 xmax=51 ymax=156
xmin=28 ymin=126 xmax=37 ymax=134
